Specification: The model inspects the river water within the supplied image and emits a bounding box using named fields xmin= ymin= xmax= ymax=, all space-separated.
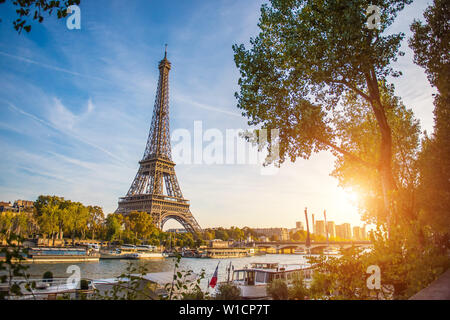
xmin=24 ymin=254 xmax=311 ymax=285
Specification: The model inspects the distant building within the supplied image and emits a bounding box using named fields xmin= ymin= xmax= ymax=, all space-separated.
xmin=0 ymin=201 xmax=12 ymax=212
xmin=166 ymin=228 xmax=187 ymax=234
xmin=327 ymin=221 xmax=336 ymax=238
xmin=353 ymin=226 xmax=362 ymax=240
xmin=336 ymin=223 xmax=352 ymax=240
xmin=0 ymin=200 xmax=33 ymax=213
xmin=208 ymin=239 xmax=233 ymax=248
xmin=288 ymin=221 xmax=305 ymax=239
xmin=295 ymin=221 xmax=304 ymax=230
xmin=253 ymin=228 xmax=289 ymax=241
xmin=353 ymin=226 xmax=367 ymax=240
xmin=14 ymin=200 xmax=34 ymax=210
xmin=315 ymin=220 xmax=326 ymax=237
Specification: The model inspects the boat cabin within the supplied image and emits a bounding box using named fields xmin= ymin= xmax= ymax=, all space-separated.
xmin=232 ymin=263 xmax=311 ymax=286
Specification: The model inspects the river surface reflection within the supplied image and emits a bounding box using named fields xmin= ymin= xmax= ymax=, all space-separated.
xmin=25 ymin=254 xmax=315 ymax=282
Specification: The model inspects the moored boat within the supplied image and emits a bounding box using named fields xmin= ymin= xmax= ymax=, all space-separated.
xmin=1 ymin=277 xmax=95 ymax=300
xmin=323 ymin=247 xmax=340 ymax=255
xmin=204 ymin=248 xmax=250 ymax=259
xmin=294 ymin=248 xmax=306 ymax=255
xmin=221 ymin=262 xmax=312 ymax=299
xmin=100 ymin=248 xmax=134 ymax=259
xmin=128 ymin=245 xmax=167 ymax=259
xmin=129 ymin=251 xmax=166 ymax=259
xmin=25 ymin=247 xmax=99 ymax=263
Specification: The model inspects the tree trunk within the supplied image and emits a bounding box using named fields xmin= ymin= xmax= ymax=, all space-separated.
xmin=365 ymin=70 xmax=398 ymax=235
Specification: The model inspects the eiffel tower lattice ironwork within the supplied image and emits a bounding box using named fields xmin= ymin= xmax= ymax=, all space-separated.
xmin=116 ymin=49 xmax=201 ymax=233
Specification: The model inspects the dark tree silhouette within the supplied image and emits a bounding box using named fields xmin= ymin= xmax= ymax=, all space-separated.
xmin=0 ymin=0 xmax=80 ymax=33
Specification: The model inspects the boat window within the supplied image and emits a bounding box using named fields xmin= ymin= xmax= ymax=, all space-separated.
xmin=234 ymin=271 xmax=245 ymax=281
xmin=255 ymin=271 xmax=266 ymax=283
xmin=246 ymin=271 xmax=255 ymax=285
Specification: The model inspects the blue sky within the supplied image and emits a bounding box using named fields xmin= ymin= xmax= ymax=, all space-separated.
xmin=0 ymin=0 xmax=436 ymax=230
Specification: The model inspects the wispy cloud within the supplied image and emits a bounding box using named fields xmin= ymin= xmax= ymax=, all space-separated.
xmin=7 ymin=102 xmax=129 ymax=166
xmin=174 ymin=94 xmax=241 ymax=118
xmin=0 ymin=50 xmax=108 ymax=82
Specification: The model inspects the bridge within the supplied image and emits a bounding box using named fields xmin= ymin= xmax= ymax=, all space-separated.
xmin=250 ymin=241 xmax=372 ymax=254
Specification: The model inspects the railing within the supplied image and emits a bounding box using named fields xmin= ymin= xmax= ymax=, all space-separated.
xmin=1 ymin=277 xmax=94 ymax=300
xmin=118 ymin=194 xmax=189 ymax=204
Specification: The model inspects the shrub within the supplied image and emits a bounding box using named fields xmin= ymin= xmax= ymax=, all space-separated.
xmin=267 ymin=279 xmax=288 ymax=300
xmin=214 ymin=283 xmax=241 ymax=300
xmin=289 ymin=275 xmax=308 ymax=300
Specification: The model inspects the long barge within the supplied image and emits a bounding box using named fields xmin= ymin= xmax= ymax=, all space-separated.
xmin=24 ymin=247 xmax=99 ymax=263
xmin=203 ymin=248 xmax=250 ymax=259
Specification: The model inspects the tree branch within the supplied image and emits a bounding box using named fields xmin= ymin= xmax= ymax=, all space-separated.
xmin=332 ymin=78 xmax=372 ymax=102
xmin=315 ymin=137 xmax=378 ymax=169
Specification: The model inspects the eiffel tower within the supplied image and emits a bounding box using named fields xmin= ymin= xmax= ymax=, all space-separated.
xmin=116 ymin=48 xmax=201 ymax=233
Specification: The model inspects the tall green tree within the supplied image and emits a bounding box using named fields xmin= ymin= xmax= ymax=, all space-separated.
xmin=233 ymin=0 xmax=412 ymax=231
xmin=331 ymin=83 xmax=421 ymax=225
xmin=87 ymin=206 xmax=105 ymax=240
xmin=105 ymin=213 xmax=122 ymax=241
xmin=66 ymin=202 xmax=89 ymax=245
xmin=409 ymin=0 xmax=450 ymax=234
xmin=38 ymin=200 xmax=60 ymax=245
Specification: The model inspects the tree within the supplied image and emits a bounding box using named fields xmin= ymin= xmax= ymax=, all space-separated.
xmin=307 ymin=247 xmax=373 ymax=300
xmin=330 ymin=83 xmax=421 ymax=225
xmin=66 ymin=202 xmax=89 ymax=244
xmin=87 ymin=206 xmax=104 ymax=240
xmin=0 ymin=212 xmax=14 ymax=240
xmin=409 ymin=0 xmax=449 ymax=92
xmin=233 ymin=0 xmax=412 ymax=232
xmin=36 ymin=197 xmax=61 ymax=245
xmin=288 ymin=273 xmax=308 ymax=300
xmin=121 ymin=211 xmax=158 ymax=244
xmin=0 ymin=0 xmax=81 ymax=33
xmin=292 ymin=230 xmax=307 ymax=241
xmin=105 ymin=214 xmax=122 ymax=241
xmin=214 ymin=228 xmax=229 ymax=241
xmin=409 ymin=0 xmax=450 ymax=234
xmin=229 ymin=226 xmax=244 ymax=241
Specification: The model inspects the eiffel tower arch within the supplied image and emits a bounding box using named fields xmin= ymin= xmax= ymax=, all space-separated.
xmin=116 ymin=49 xmax=202 ymax=234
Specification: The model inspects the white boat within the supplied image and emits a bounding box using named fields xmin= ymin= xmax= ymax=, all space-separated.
xmin=93 ymin=271 xmax=198 ymax=299
xmin=129 ymin=245 xmax=166 ymax=259
xmin=129 ymin=251 xmax=166 ymax=259
xmin=223 ymin=262 xmax=312 ymax=299
xmin=2 ymin=277 xmax=95 ymax=300
xmin=323 ymin=247 xmax=340 ymax=255
xmin=100 ymin=248 xmax=134 ymax=259
xmin=294 ymin=248 xmax=306 ymax=254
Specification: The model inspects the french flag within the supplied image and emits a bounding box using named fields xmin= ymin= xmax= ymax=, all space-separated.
xmin=209 ymin=262 xmax=220 ymax=288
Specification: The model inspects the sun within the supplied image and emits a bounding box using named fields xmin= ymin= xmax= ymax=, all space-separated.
xmin=343 ymin=188 xmax=359 ymax=204
xmin=333 ymin=187 xmax=361 ymax=222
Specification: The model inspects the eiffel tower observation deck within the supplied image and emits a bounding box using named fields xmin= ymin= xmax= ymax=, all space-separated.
xmin=116 ymin=48 xmax=202 ymax=233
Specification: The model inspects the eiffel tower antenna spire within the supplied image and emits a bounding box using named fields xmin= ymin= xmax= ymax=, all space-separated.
xmin=116 ymin=52 xmax=201 ymax=234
